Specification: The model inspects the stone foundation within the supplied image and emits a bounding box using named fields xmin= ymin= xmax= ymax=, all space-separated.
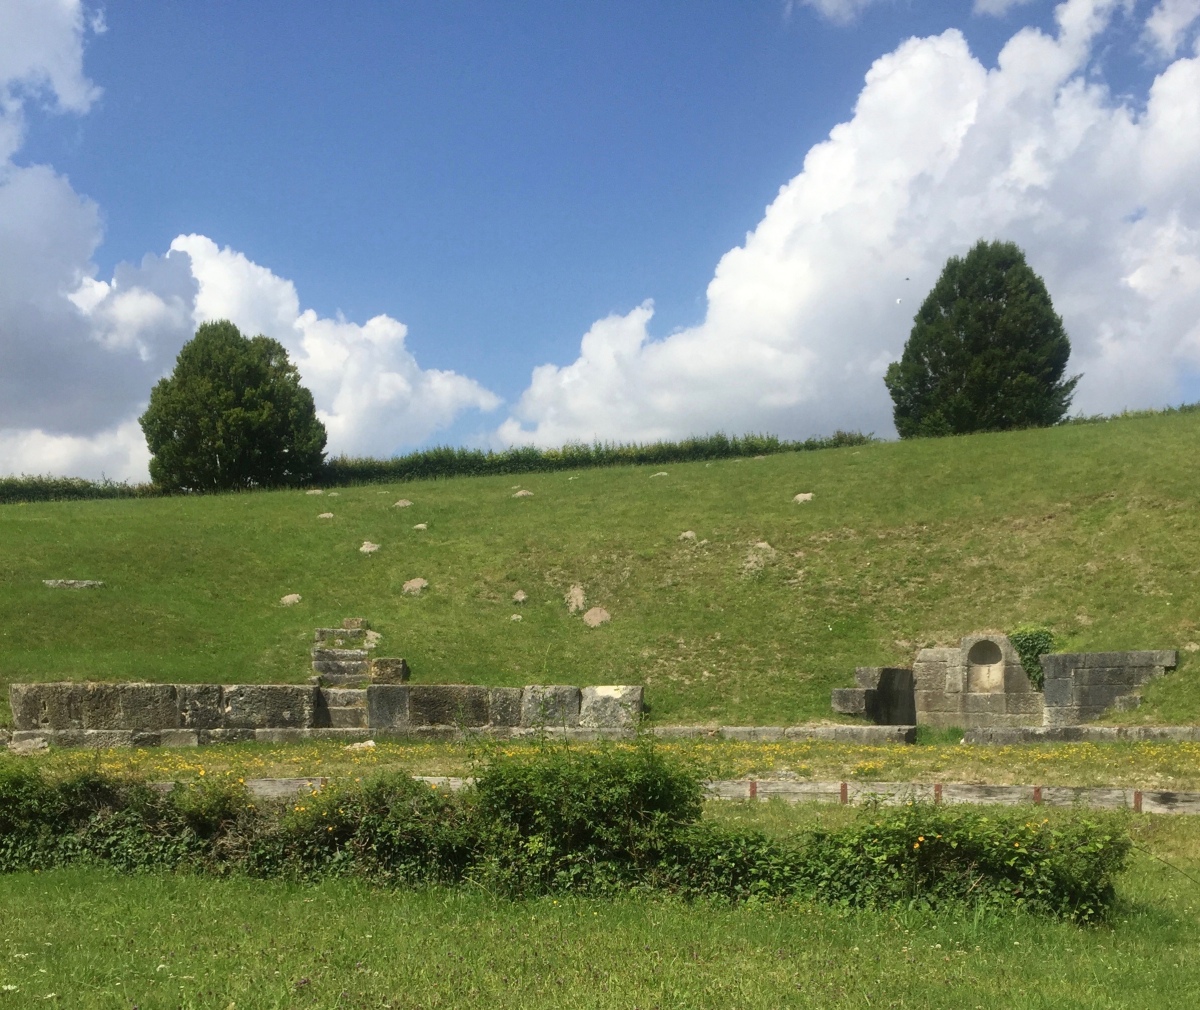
xmin=8 ymin=681 xmax=644 ymax=748
xmin=1041 ymin=651 xmax=1177 ymax=726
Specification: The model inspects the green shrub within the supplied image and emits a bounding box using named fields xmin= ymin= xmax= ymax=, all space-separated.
xmin=1009 ymin=625 xmax=1057 ymax=689
xmin=797 ymin=803 xmax=1129 ymax=921
xmin=471 ymin=743 xmax=703 ymax=894
xmin=0 ymin=757 xmax=1129 ymax=920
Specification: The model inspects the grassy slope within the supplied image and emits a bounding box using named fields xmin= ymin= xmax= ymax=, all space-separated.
xmin=1 ymin=410 xmax=1198 ymax=726
xmin=2 ymin=804 xmax=1198 ymax=1008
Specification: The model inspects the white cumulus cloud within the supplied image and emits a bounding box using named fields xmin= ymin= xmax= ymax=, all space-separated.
xmin=170 ymin=235 xmax=502 ymax=459
xmin=0 ymin=2 xmax=500 ymax=480
xmin=498 ymin=0 xmax=1200 ymax=447
xmin=973 ymin=0 xmax=1039 ymax=17
xmin=1144 ymin=0 xmax=1200 ymax=57
xmin=786 ymin=0 xmax=889 ymax=24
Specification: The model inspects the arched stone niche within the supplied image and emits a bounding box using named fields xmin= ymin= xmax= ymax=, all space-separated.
xmin=966 ymin=638 xmax=1005 ymax=693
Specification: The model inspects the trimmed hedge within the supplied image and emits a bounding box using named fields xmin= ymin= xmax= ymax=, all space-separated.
xmin=0 ymin=750 xmax=1128 ymax=920
xmin=0 ymin=431 xmax=872 ymax=504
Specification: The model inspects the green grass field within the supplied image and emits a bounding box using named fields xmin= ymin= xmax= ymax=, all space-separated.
xmin=2 ymin=410 xmax=1199 ymax=727
xmin=2 ymin=800 xmax=1197 ymax=1008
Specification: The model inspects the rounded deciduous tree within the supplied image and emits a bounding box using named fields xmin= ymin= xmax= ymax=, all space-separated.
xmin=140 ymin=320 xmax=327 ymax=491
xmin=884 ymin=240 xmax=1079 ymax=438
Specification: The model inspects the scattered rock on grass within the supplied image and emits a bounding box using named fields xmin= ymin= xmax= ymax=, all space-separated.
xmin=43 ymin=579 xmax=104 ymax=589
xmin=1186 ymin=642 xmax=1200 ymax=653
xmin=650 ymin=471 xmax=668 ymax=478
xmin=513 ymin=489 xmax=534 ymax=498
xmin=345 ymin=740 xmax=375 ymax=752
xmin=678 ymin=531 xmax=696 ymax=541
xmin=403 ymin=577 xmax=428 ymax=595
xmin=413 ymin=523 xmax=428 ymax=530
xmin=280 ymin=593 xmax=302 ymax=606
xmin=582 ymin=607 xmax=611 ymax=628
xmin=512 ymin=590 xmax=528 ymax=603
xmin=364 ymin=630 xmax=382 ymax=649
xmin=318 ymin=512 xmax=334 ymax=519
xmin=793 ymin=492 xmax=814 ymax=503
xmin=511 ymin=614 xmax=522 ymax=622
xmin=360 ymin=541 xmax=381 ymax=554
xmin=565 ymin=584 xmax=585 ymax=613
xmin=394 ymin=499 xmax=413 ymax=508
xmin=306 ymin=489 xmax=324 ymax=495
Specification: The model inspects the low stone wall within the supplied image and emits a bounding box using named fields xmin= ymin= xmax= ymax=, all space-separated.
xmin=964 ymin=723 xmax=1200 ymax=744
xmin=1042 ymin=651 xmax=1177 ymax=726
xmin=7 ymin=682 xmax=643 ymax=748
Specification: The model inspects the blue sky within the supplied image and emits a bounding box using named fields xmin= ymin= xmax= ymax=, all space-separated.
xmin=2 ymin=0 xmax=1200 ymax=478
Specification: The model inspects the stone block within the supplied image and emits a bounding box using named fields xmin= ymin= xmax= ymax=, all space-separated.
xmin=579 ymin=685 xmax=643 ymax=729
xmin=854 ymin=667 xmax=883 ymax=689
xmin=410 ymin=685 xmax=489 ymax=727
xmin=520 ymin=685 xmax=582 ymax=728
xmin=325 ymin=707 xmax=368 ymax=729
xmin=314 ymin=628 xmax=367 ymax=645
xmin=915 ymin=689 xmax=957 ymax=714
xmin=115 ymin=684 xmax=180 ymax=730
xmin=1042 ymin=676 xmax=1073 ymax=708
xmin=366 ymin=685 xmax=409 ymax=731
xmin=487 ymin=687 xmax=523 ymax=727
xmin=721 ymin=726 xmax=785 ymax=741
xmin=321 ymin=688 xmax=366 ymax=708
xmin=912 ymin=650 xmax=957 ymax=691
xmin=179 ymin=684 xmax=224 ymax=729
xmin=10 ymin=683 xmax=84 ymax=731
xmin=222 ymin=685 xmax=317 ymax=729
xmin=160 ymin=729 xmax=199 ymax=747
xmin=1004 ymin=692 xmax=1044 ymax=716
xmin=962 ymin=693 xmax=1006 ymax=715
xmin=78 ymin=683 xmax=122 ymax=728
xmin=198 ymin=728 xmax=257 ymax=744
xmin=831 ymin=688 xmax=870 ymax=715
xmin=370 ymin=658 xmax=410 ymax=684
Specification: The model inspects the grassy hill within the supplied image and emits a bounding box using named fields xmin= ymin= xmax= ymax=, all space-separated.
xmin=2 ymin=410 xmax=1198 ymax=727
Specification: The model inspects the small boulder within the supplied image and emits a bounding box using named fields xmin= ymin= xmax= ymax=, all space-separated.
xmin=510 ymin=614 xmax=523 ymax=622
xmin=318 ymin=512 xmax=334 ymax=519
xmin=43 ymin=579 xmax=104 ymax=589
xmin=360 ymin=541 xmax=381 ymax=554
xmin=394 ymin=499 xmax=413 ymax=508
xmin=403 ymin=577 xmax=428 ymax=595
xmin=512 ymin=590 xmax=528 ymax=603
xmin=513 ymin=489 xmax=534 ymax=498
xmin=413 ymin=523 xmax=428 ymax=530
xmin=280 ymin=593 xmax=302 ymax=606
xmin=342 ymin=617 xmax=369 ymax=630
xmin=678 ymin=530 xmax=696 ymax=541
xmin=305 ymin=489 xmax=324 ymax=495
xmin=582 ymin=607 xmax=611 ymax=628
xmin=8 ymin=736 xmax=48 ymax=755
xmin=345 ymin=740 xmax=376 ymax=752
xmin=793 ymin=492 xmax=814 ymax=503
xmin=650 ymin=471 xmax=668 ymax=478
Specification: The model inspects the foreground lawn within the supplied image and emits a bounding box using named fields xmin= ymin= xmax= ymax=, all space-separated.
xmin=2 ymin=409 xmax=1200 ymax=727
xmin=9 ymin=735 xmax=1200 ymax=790
xmin=2 ymin=804 xmax=1197 ymax=1008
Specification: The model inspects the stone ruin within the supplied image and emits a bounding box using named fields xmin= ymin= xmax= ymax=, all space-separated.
xmin=832 ymin=633 xmax=1178 ymax=729
xmin=7 ymin=617 xmax=644 ymax=749
xmin=7 ymin=681 xmax=645 ymax=749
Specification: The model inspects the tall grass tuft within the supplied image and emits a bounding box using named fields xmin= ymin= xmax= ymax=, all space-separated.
xmin=319 ymin=430 xmax=873 ymax=486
